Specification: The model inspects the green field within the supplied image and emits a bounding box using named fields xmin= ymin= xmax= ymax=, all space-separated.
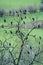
xmin=0 ymin=0 xmax=41 ymax=10
xmin=0 ymin=0 xmax=43 ymax=65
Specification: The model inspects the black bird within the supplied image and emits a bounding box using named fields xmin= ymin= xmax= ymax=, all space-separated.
xmin=25 ymin=16 xmax=26 ymax=19
xmin=21 ymin=17 xmax=23 ymax=20
xmin=27 ymin=51 xmax=30 ymax=54
xmin=32 ymin=18 xmax=35 ymax=21
xmin=1 ymin=25 xmax=4 ymax=28
xmin=11 ymin=21 xmax=13 ymax=25
xmin=16 ymin=11 xmax=18 ymax=13
xmin=4 ymin=30 xmax=7 ymax=33
xmin=23 ymin=9 xmax=27 ymax=14
xmin=17 ymin=14 xmax=19 ymax=17
xmin=4 ymin=19 xmax=6 ymax=22
xmin=39 ymin=41 xmax=40 ymax=45
xmin=39 ymin=36 xmax=41 ymax=40
xmin=10 ymin=30 xmax=13 ymax=34
xmin=30 ymin=46 xmax=32 ymax=49
xmin=38 ymin=24 xmax=40 ymax=28
xmin=23 ymin=21 xmax=25 ymax=24
xmin=9 ymin=43 xmax=11 ymax=46
xmin=19 ymin=9 xmax=22 ymax=13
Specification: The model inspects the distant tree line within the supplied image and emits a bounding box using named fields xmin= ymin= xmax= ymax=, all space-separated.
xmin=0 ymin=4 xmax=43 ymax=17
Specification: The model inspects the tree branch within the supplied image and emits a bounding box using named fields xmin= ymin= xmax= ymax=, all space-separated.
xmin=29 ymin=50 xmax=43 ymax=65
xmin=34 ymin=60 xmax=43 ymax=64
xmin=17 ymin=39 xmax=24 ymax=65
xmin=24 ymin=27 xmax=35 ymax=41
xmin=9 ymin=50 xmax=16 ymax=65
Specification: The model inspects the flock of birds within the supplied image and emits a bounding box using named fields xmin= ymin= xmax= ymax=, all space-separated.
xmin=0 ymin=6 xmax=42 ymax=44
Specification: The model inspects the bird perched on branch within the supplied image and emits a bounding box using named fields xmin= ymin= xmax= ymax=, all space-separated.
xmin=16 ymin=30 xmax=24 ymax=39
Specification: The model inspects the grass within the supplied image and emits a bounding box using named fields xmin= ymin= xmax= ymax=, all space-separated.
xmin=0 ymin=0 xmax=43 ymax=65
xmin=0 ymin=0 xmax=41 ymax=10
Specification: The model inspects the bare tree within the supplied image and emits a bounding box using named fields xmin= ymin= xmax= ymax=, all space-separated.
xmin=0 ymin=8 xmax=43 ymax=65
